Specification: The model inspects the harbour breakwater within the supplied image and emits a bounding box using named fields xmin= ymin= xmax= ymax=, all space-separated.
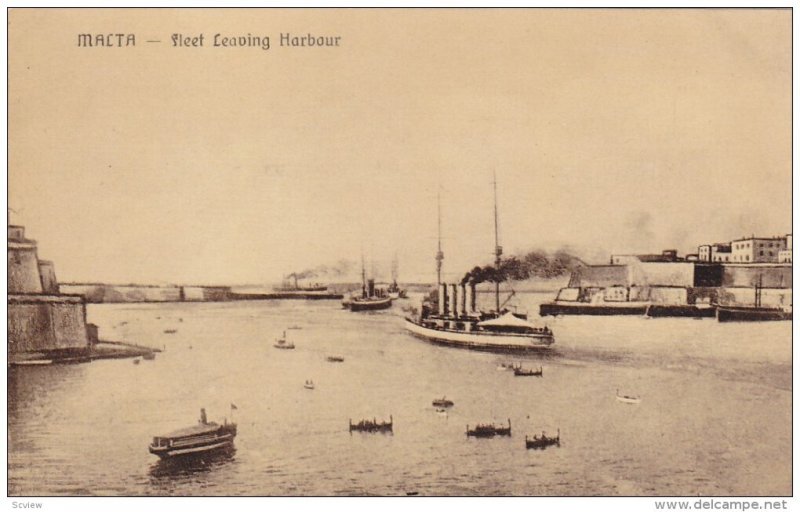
xmin=60 ymin=283 xmax=347 ymax=303
xmin=61 ymin=280 xmax=564 ymax=304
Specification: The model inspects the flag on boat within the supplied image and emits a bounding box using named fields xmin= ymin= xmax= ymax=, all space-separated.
xmin=230 ymin=403 xmax=238 ymax=410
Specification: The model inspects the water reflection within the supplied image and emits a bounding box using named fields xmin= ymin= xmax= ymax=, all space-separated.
xmin=148 ymin=447 xmax=237 ymax=481
xmin=8 ymin=364 xmax=86 ymax=421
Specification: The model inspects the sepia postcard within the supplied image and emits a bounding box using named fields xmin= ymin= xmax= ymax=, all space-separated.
xmin=5 ymin=5 xmax=794 ymax=508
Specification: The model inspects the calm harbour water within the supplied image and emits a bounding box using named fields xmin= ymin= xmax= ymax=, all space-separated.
xmin=8 ymin=292 xmax=792 ymax=496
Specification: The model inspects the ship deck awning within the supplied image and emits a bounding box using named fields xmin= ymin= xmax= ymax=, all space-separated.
xmin=477 ymin=312 xmax=540 ymax=329
xmin=155 ymin=422 xmax=222 ymax=439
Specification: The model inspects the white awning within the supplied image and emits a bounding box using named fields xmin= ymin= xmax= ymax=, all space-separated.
xmin=477 ymin=311 xmax=538 ymax=329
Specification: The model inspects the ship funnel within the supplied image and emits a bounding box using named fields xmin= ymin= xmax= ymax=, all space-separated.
xmin=449 ymin=284 xmax=457 ymax=317
xmin=438 ymin=283 xmax=447 ymax=316
xmin=367 ymin=279 xmax=375 ymax=298
xmin=467 ymin=281 xmax=476 ymax=313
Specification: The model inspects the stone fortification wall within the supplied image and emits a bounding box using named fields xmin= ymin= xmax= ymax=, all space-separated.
xmin=722 ymin=265 xmax=792 ymax=288
xmin=626 ymin=262 xmax=695 ymax=287
xmin=38 ymin=260 xmax=59 ymax=294
xmin=568 ymin=265 xmax=627 ymax=288
xmin=8 ymin=243 xmax=43 ymax=293
xmin=8 ymin=295 xmax=90 ymax=353
xmin=60 ymin=284 xmax=183 ymax=303
xmin=568 ymin=262 xmax=791 ymax=290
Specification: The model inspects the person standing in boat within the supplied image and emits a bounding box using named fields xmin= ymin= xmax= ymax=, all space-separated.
xmin=199 ymin=408 xmax=208 ymax=425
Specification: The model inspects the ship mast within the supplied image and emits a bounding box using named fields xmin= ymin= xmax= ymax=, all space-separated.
xmin=755 ymin=273 xmax=763 ymax=308
xmin=361 ymin=252 xmax=367 ymax=298
xmin=436 ymin=190 xmax=444 ymax=286
xmin=493 ymin=172 xmax=503 ymax=312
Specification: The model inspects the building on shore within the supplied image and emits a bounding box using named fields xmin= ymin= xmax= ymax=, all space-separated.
xmin=730 ymin=236 xmax=787 ymax=263
xmin=698 ymin=234 xmax=790 ymax=264
xmin=698 ymin=243 xmax=733 ymax=263
xmin=778 ymin=234 xmax=792 ymax=263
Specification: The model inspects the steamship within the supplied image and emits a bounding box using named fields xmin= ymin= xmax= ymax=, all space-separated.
xmin=716 ymin=275 xmax=792 ymax=322
xmin=343 ymin=258 xmax=393 ymax=311
xmin=273 ymin=274 xmax=328 ymax=292
xmin=387 ymin=253 xmax=408 ymax=299
xmin=404 ymin=180 xmax=554 ymax=352
xmin=404 ymin=282 xmax=554 ymax=351
xmin=149 ymin=409 xmax=237 ymax=459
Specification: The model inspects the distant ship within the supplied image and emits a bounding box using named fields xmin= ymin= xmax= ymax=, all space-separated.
xmin=387 ymin=253 xmax=408 ymax=299
xmin=343 ymin=257 xmax=393 ymax=311
xmin=387 ymin=281 xmax=407 ymax=300
xmin=273 ymin=274 xmax=328 ymax=292
xmin=404 ymin=179 xmax=555 ymax=352
xmin=717 ymin=305 xmax=792 ymax=322
xmin=235 ymin=273 xmax=343 ymax=300
xmin=717 ymin=275 xmax=792 ymax=322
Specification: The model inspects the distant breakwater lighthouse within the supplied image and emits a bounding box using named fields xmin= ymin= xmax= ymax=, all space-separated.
xmin=7 ymin=224 xmax=97 ymax=362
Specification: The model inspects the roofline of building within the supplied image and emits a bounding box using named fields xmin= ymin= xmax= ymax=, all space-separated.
xmin=730 ymin=236 xmax=788 ymax=242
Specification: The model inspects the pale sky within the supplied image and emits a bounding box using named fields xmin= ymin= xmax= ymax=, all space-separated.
xmin=8 ymin=8 xmax=792 ymax=285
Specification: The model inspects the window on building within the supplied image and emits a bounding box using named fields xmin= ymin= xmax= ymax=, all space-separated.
xmin=746 ymin=255 xmax=750 ymax=261
xmin=760 ymin=250 xmax=764 ymax=256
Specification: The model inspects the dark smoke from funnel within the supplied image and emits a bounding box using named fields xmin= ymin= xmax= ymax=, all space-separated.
xmin=288 ymin=260 xmax=355 ymax=281
xmin=461 ymin=249 xmax=585 ymax=284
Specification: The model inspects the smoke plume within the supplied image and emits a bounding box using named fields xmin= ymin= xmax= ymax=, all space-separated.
xmin=461 ymin=249 xmax=585 ymax=284
xmin=288 ymin=259 xmax=355 ymax=281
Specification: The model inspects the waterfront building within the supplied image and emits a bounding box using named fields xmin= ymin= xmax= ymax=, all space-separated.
xmin=730 ymin=236 xmax=787 ymax=263
xmin=778 ymin=234 xmax=792 ymax=263
xmin=711 ymin=243 xmax=732 ymax=263
xmin=698 ymin=235 xmax=794 ymax=264
xmin=698 ymin=243 xmax=732 ymax=262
